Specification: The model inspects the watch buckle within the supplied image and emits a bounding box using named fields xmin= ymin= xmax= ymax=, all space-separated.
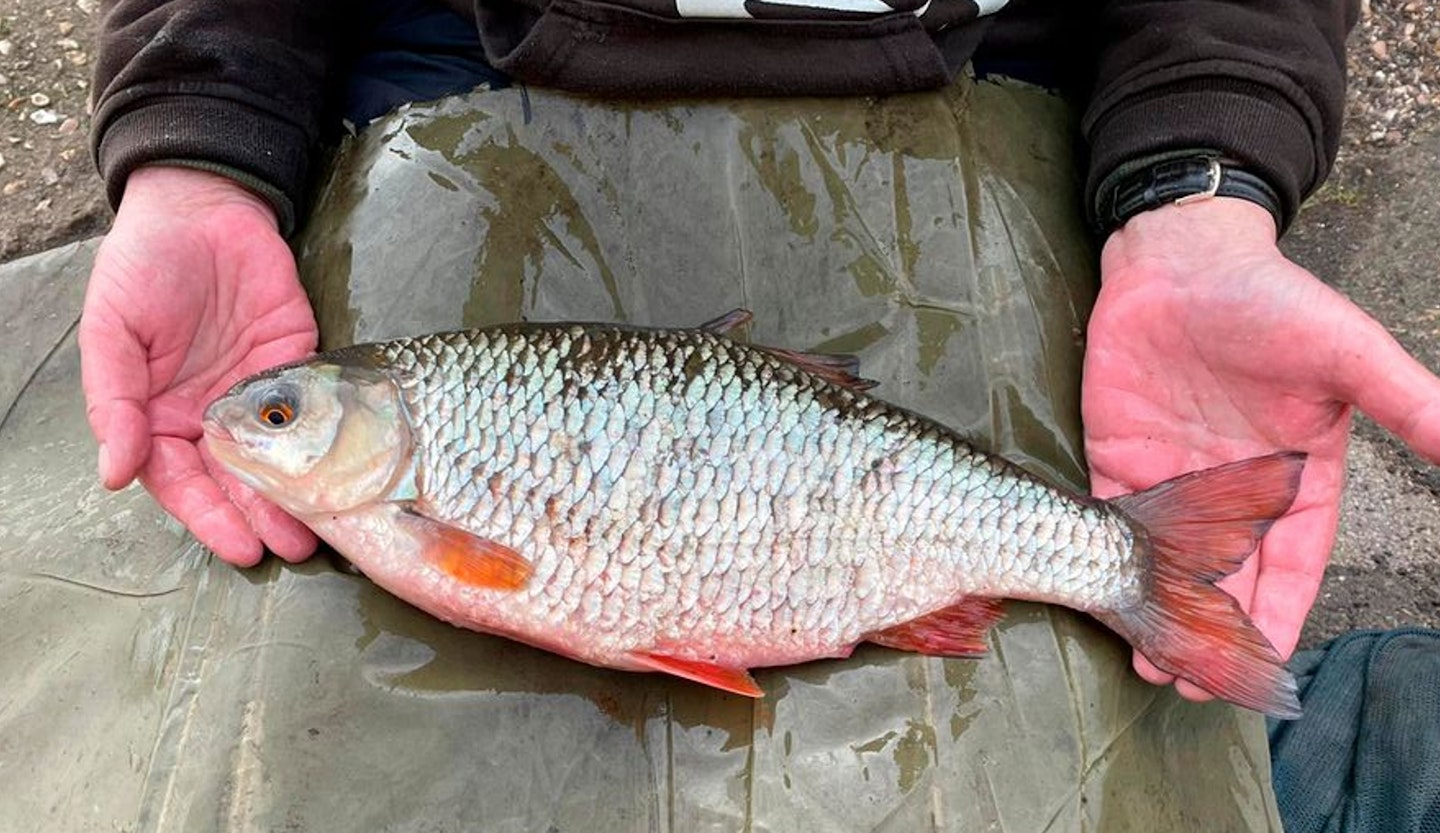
xmin=1174 ymin=158 xmax=1222 ymax=206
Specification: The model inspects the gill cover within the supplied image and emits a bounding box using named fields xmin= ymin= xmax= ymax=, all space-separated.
xmin=204 ymin=358 xmax=414 ymax=516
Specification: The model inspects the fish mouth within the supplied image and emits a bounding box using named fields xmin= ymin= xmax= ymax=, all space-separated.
xmin=201 ymin=417 xmax=233 ymax=444
xmin=200 ymin=397 xmax=238 ymax=444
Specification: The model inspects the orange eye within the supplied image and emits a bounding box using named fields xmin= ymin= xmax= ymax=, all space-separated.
xmin=259 ymin=401 xmax=295 ymax=427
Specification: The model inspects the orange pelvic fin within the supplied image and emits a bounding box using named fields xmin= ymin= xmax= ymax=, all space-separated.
xmin=629 ymin=650 xmax=763 ymax=697
xmin=405 ymin=513 xmax=533 ymax=591
xmin=1101 ymin=451 xmax=1307 ymax=719
xmin=699 ymin=308 xmax=753 ymax=335
xmin=865 ymin=597 xmax=1006 ymax=657
xmin=762 ymin=347 xmax=878 ymax=392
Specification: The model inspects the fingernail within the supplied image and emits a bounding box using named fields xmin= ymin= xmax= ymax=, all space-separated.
xmin=97 ymin=443 xmax=111 ymax=484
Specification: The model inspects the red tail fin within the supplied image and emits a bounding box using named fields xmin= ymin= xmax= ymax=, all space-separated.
xmin=1099 ymin=452 xmax=1306 ymax=719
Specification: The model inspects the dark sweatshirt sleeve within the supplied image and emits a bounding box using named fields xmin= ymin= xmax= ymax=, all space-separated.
xmin=1082 ymin=0 xmax=1359 ymax=233
xmin=92 ymin=1 xmax=351 ymax=234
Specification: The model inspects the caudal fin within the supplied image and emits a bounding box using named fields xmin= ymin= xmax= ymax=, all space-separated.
xmin=1099 ymin=452 xmax=1307 ymax=719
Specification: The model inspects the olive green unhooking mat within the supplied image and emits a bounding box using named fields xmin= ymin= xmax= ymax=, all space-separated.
xmin=0 ymin=76 xmax=1282 ymax=831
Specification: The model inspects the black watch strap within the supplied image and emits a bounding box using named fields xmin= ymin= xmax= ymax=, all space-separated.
xmin=1095 ymin=155 xmax=1285 ymax=236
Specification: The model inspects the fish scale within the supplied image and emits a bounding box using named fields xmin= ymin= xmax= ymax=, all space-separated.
xmin=369 ymin=324 xmax=1138 ymax=665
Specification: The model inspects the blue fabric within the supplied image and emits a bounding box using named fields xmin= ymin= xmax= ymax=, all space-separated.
xmin=345 ymin=0 xmax=509 ymax=127
xmin=1268 ymin=628 xmax=1440 ymax=833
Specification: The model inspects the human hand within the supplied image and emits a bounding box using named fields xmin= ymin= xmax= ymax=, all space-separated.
xmin=79 ymin=165 xmax=320 ymax=566
xmin=1083 ymin=197 xmax=1440 ymax=703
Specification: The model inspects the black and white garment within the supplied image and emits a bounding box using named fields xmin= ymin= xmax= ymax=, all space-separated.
xmin=466 ymin=0 xmax=1013 ymax=97
xmin=673 ymin=0 xmax=1008 ymax=24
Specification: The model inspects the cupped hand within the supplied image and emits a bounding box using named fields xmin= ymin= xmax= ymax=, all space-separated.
xmin=79 ymin=165 xmax=320 ymax=566
xmin=1084 ymin=197 xmax=1440 ymax=702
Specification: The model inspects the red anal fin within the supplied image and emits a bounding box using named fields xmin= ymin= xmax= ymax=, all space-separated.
xmin=404 ymin=513 xmax=533 ymax=591
xmin=762 ymin=347 xmax=878 ymax=391
xmin=865 ymin=597 xmax=1005 ymax=657
xmin=1102 ymin=452 xmax=1307 ymax=719
xmin=698 ymin=308 xmax=753 ymax=335
xmin=629 ymin=650 xmax=763 ymax=697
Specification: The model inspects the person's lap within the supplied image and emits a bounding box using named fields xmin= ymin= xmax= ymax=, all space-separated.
xmin=286 ymin=45 xmax=1287 ymax=827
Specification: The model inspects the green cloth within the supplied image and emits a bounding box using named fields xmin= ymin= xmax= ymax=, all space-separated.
xmin=1270 ymin=628 xmax=1440 ymax=833
xmin=0 ymin=74 xmax=1287 ymax=831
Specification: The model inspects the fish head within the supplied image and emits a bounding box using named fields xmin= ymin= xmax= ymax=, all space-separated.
xmin=202 ymin=356 xmax=414 ymax=517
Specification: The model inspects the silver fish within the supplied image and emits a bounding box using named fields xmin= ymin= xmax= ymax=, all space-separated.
xmin=203 ymin=310 xmax=1303 ymax=717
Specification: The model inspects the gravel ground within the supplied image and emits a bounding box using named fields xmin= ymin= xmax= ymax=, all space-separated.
xmin=0 ymin=1 xmax=106 ymax=262
xmin=1 ymin=1 xmax=1438 ymax=647
xmin=1344 ymin=0 xmax=1440 ymax=151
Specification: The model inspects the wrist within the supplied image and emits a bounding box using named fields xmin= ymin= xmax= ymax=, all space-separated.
xmin=122 ymin=165 xmax=281 ymax=232
xmin=1101 ymin=197 xmax=1281 ymax=282
xmin=1092 ymin=152 xmax=1285 ymax=239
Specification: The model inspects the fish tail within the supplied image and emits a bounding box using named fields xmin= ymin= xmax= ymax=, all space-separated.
xmin=1098 ymin=452 xmax=1307 ymax=719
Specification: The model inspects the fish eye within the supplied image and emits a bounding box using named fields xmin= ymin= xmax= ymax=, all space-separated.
xmin=256 ymin=390 xmax=299 ymax=429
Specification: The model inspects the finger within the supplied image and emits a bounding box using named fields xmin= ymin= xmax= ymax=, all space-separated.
xmin=1133 ymin=652 xmax=1174 ymax=686
xmin=252 ymin=500 xmax=320 ymax=563
xmin=78 ymin=304 xmax=154 ymax=490
xmin=1246 ymin=505 xmax=1341 ymax=662
xmin=1135 ymin=653 xmax=1220 ymax=702
xmin=1164 ymin=508 xmax=1334 ymax=704
xmin=1134 ymin=536 xmax=1262 ymax=701
xmin=1161 ymin=548 xmax=1260 ymax=706
xmin=139 ymin=436 xmax=265 ymax=566
xmin=1174 ymin=680 xmax=1216 ymax=703
xmin=1333 ymin=311 xmax=1440 ymax=462
xmin=201 ymin=446 xmax=319 ymax=562
xmin=1236 ymin=427 xmax=1346 ymax=662
xmin=1137 ymin=539 xmax=1321 ymax=707
xmin=1134 ymin=654 xmax=1221 ymax=702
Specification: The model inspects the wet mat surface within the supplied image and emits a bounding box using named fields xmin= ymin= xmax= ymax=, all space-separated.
xmin=0 ymin=77 xmax=1283 ymax=832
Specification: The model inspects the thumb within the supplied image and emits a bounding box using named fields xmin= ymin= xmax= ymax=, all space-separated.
xmin=78 ymin=297 xmax=153 ymax=490
xmin=1330 ymin=302 xmax=1440 ymax=463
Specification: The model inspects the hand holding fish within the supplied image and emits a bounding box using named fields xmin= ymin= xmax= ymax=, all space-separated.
xmin=78 ymin=166 xmax=320 ymax=566
xmin=1085 ymin=196 xmax=1440 ymax=702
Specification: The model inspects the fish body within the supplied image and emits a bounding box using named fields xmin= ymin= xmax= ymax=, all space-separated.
xmin=204 ymin=312 xmax=1304 ymax=717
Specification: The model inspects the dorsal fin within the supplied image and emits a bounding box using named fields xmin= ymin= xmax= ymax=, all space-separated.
xmin=698 ymin=308 xmax=753 ymax=335
xmin=761 ymin=347 xmax=878 ymax=391
xmin=696 ymin=309 xmax=877 ymax=391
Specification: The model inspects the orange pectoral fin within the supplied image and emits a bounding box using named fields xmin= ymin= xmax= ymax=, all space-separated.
xmin=864 ymin=597 xmax=1006 ymax=657
xmin=629 ymin=651 xmax=764 ymax=697
xmin=404 ymin=513 xmax=534 ymax=591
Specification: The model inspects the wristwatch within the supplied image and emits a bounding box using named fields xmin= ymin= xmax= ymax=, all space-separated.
xmin=1093 ymin=153 xmax=1285 ymax=236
